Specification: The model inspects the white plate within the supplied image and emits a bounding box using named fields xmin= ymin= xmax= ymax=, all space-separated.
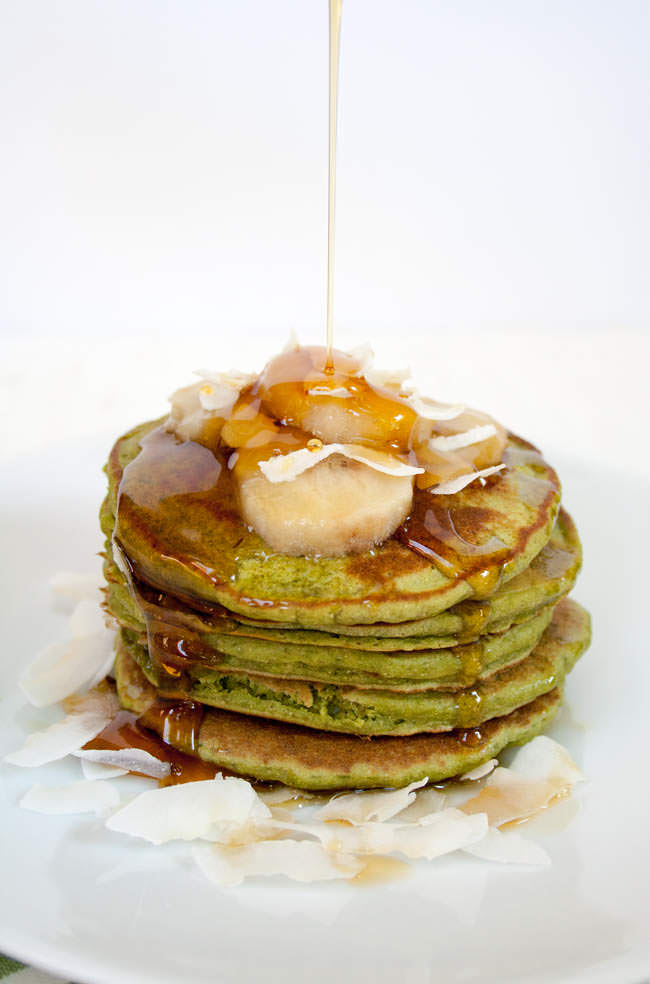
xmin=1 ymin=439 xmax=649 ymax=984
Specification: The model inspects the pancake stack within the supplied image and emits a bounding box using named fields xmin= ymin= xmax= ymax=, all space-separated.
xmin=101 ymin=405 xmax=590 ymax=790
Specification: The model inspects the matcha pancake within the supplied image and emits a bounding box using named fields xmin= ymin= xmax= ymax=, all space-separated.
xmin=101 ymin=507 xmax=581 ymax=650
xmin=107 ymin=421 xmax=561 ymax=627
xmin=115 ymin=644 xmax=568 ymax=790
xmin=127 ymin=604 xmax=555 ymax=692
xmin=118 ymin=599 xmax=590 ymax=737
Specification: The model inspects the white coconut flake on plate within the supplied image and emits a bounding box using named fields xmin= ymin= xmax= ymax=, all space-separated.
xmin=3 ymin=710 xmax=114 ymax=767
xmin=74 ymin=748 xmax=171 ymax=780
xmin=429 ymin=424 xmax=497 ymax=453
xmin=19 ymin=633 xmax=115 ymax=708
xmin=249 ymin=806 xmax=488 ymax=862
xmin=20 ymin=780 xmax=120 ymax=816
xmin=314 ymin=778 xmax=428 ymax=824
xmin=463 ymin=827 xmax=551 ymax=866
xmin=20 ymin=598 xmax=115 ymax=708
xmin=193 ymin=840 xmax=363 ymax=888
xmin=69 ymin=598 xmax=110 ymax=638
xmin=49 ymin=571 xmax=103 ymax=612
xmin=106 ymin=775 xmax=271 ymax=845
xmin=460 ymin=736 xmax=584 ymax=827
xmin=80 ymin=758 xmax=129 ymax=781
xmin=431 ymin=464 xmax=506 ymax=496
xmin=258 ymin=443 xmax=423 ymax=483
xmin=460 ymin=759 xmax=499 ymax=782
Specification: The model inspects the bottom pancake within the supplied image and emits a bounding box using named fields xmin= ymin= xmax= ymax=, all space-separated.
xmin=115 ymin=649 xmax=567 ymax=790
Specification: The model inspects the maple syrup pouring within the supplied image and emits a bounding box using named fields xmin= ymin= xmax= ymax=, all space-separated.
xmin=326 ymin=0 xmax=343 ymax=370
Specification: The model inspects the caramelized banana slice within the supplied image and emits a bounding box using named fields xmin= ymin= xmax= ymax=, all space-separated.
xmin=258 ymin=346 xmax=419 ymax=449
xmin=238 ymin=456 xmax=414 ymax=556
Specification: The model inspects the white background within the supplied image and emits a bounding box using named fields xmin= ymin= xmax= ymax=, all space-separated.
xmin=0 ymin=0 xmax=649 ymax=467
xmin=1 ymin=6 xmax=650 ymax=982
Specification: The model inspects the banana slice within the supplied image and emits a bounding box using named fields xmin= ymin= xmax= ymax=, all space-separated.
xmin=238 ymin=455 xmax=414 ymax=556
xmin=258 ymin=346 xmax=419 ymax=449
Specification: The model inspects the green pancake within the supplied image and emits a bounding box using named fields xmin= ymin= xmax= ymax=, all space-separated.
xmin=119 ymin=599 xmax=590 ymax=737
xmin=106 ymin=420 xmax=562 ymax=627
xmin=101 ymin=506 xmax=581 ymax=651
xmin=115 ymin=645 xmax=568 ymax=790
xmin=122 ymin=604 xmax=555 ymax=692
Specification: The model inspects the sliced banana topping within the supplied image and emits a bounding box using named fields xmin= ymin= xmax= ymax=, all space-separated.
xmin=166 ymin=343 xmax=509 ymax=557
xmin=239 ymin=457 xmax=415 ymax=556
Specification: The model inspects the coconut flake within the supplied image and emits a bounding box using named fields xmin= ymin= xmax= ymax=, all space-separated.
xmin=258 ymin=443 xmax=423 ymax=483
xmin=282 ymin=328 xmax=300 ymax=353
xmin=193 ymin=369 xmax=256 ymax=413
xmin=348 ymin=343 xmax=374 ymax=373
xmin=247 ymin=806 xmax=488 ymax=862
xmin=20 ymin=632 xmax=115 ymax=708
xmin=364 ymin=367 xmax=412 ymax=390
xmin=460 ymin=759 xmax=499 ymax=782
xmin=431 ymin=463 xmax=506 ymax=496
xmin=106 ymin=775 xmax=271 ymax=845
xmin=461 ymin=737 xmax=583 ymax=827
xmin=3 ymin=710 xmax=113 ymax=767
xmin=397 ymin=786 xmax=449 ymax=821
xmin=307 ymin=386 xmax=352 ymax=398
xmin=407 ymin=394 xmax=466 ymax=421
xmin=20 ymin=781 xmax=120 ymax=815
xmin=464 ymin=827 xmax=550 ymax=866
xmin=74 ymin=748 xmax=171 ymax=780
xmin=193 ymin=840 xmax=362 ymax=888
xmin=80 ymin=758 xmax=128 ymax=781
xmin=69 ymin=598 xmax=109 ymax=637
xmin=314 ymin=778 xmax=428 ymax=824
xmin=429 ymin=424 xmax=497 ymax=452
xmin=49 ymin=571 xmax=102 ymax=612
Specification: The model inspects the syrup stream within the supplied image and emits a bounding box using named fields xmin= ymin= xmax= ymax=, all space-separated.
xmin=326 ymin=0 xmax=343 ymax=370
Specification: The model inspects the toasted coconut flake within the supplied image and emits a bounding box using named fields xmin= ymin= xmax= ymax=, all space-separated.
xmin=106 ymin=775 xmax=271 ymax=845
xmin=407 ymin=394 xmax=466 ymax=421
xmin=193 ymin=369 xmax=256 ymax=413
xmin=464 ymin=827 xmax=550 ymax=865
xmin=314 ymin=778 xmax=427 ymax=824
xmin=20 ymin=781 xmax=120 ymax=815
xmin=80 ymin=758 xmax=128 ymax=781
xmin=460 ymin=759 xmax=499 ymax=782
xmin=20 ymin=632 xmax=115 ymax=708
xmin=62 ymin=681 xmax=121 ymax=718
xmin=259 ymin=443 xmax=423 ymax=483
xmin=74 ymin=748 xmax=171 ymax=780
xmin=49 ymin=571 xmax=102 ymax=612
xmin=397 ymin=787 xmax=449 ymax=821
xmin=3 ymin=711 xmax=113 ymax=767
xmin=431 ymin=463 xmax=506 ymax=496
xmin=254 ymin=807 xmax=487 ymax=861
xmin=307 ymin=386 xmax=352 ymax=398
xmin=194 ymin=840 xmax=362 ymax=887
xmin=429 ymin=424 xmax=497 ymax=452
xmin=364 ymin=368 xmax=412 ymax=390
xmin=461 ymin=737 xmax=583 ymax=827
xmin=257 ymin=786 xmax=317 ymax=807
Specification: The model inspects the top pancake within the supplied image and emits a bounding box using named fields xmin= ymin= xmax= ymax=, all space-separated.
xmin=107 ymin=419 xmax=561 ymax=628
